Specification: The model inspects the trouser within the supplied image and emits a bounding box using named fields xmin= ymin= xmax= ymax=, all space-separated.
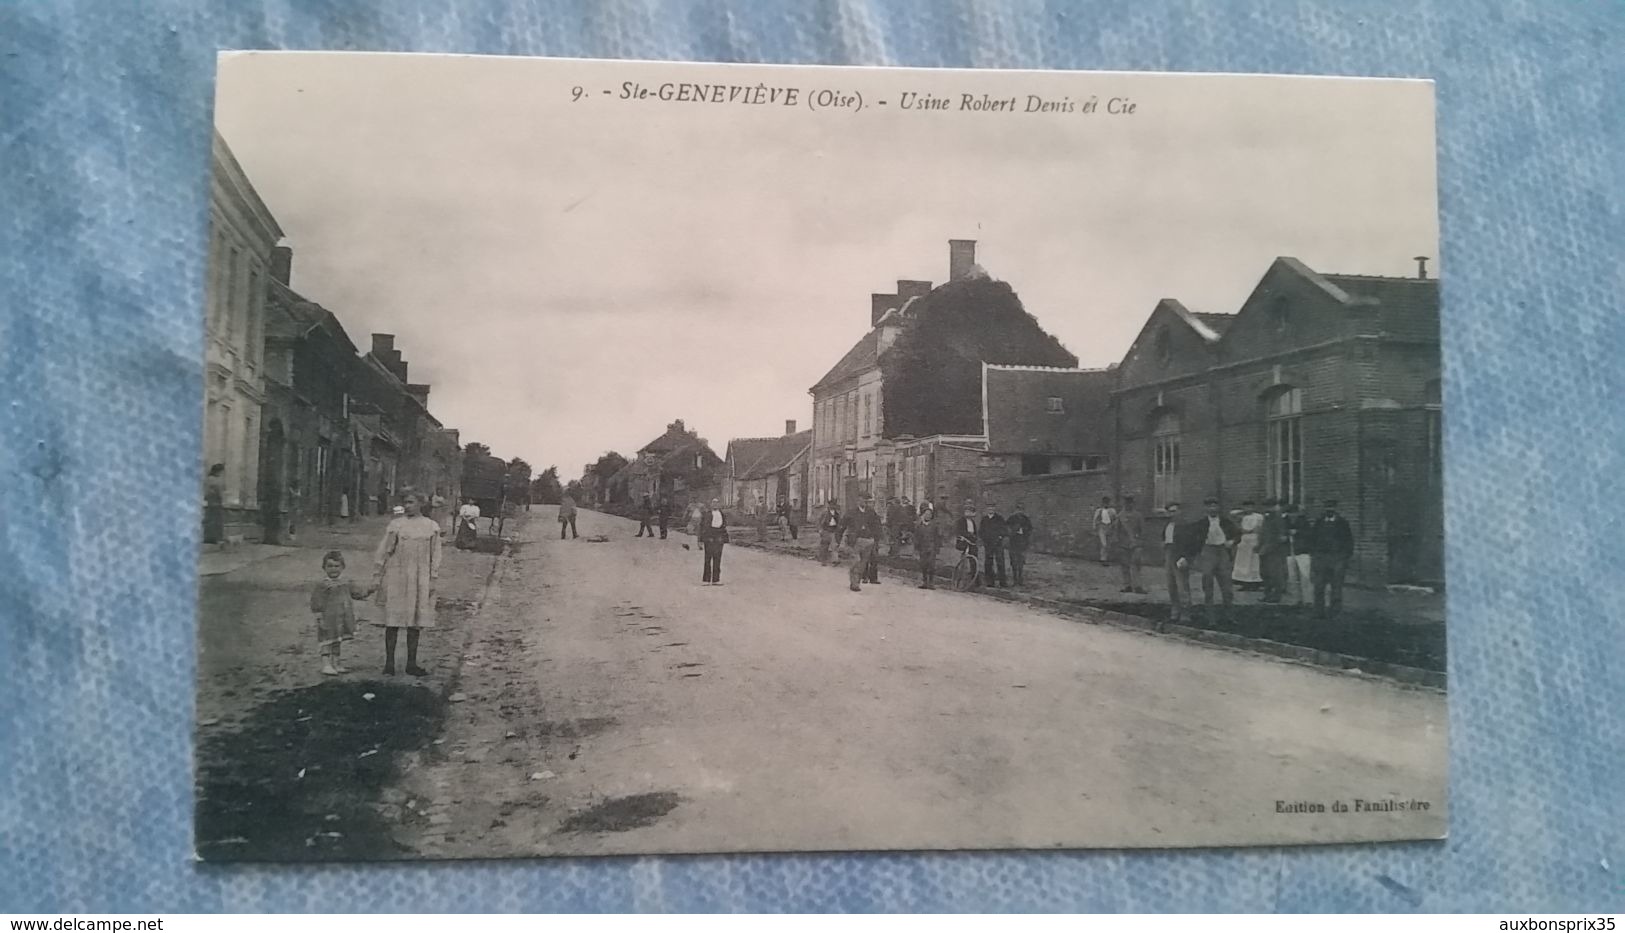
xmin=559 ymin=516 xmax=577 ymax=539
xmin=658 ymin=515 xmax=668 ymax=538
xmin=1097 ymin=526 xmax=1112 ymax=562
xmin=864 ymin=543 xmax=880 ymax=583
xmin=1313 ymin=556 xmax=1347 ymax=614
xmin=787 ymin=523 xmax=798 ymax=541
xmin=1287 ymin=553 xmax=1313 ymax=604
xmin=818 ymin=529 xmax=836 ymax=563
xmin=849 ymin=537 xmax=877 ymax=588
xmin=637 ymin=518 xmax=654 ymax=536
xmin=1165 ymin=551 xmax=1189 ymax=620
xmin=919 ymin=551 xmax=939 ymax=586
xmin=983 ymin=544 xmax=1007 ymax=586
xmin=778 ymin=516 xmax=789 ymax=539
xmin=1260 ymin=552 xmax=1287 ymax=601
xmin=1119 ymin=545 xmax=1142 ymax=589
xmin=1197 ymin=544 xmax=1234 ymax=608
xmin=1008 ymin=546 xmax=1027 ymax=584
xmin=702 ymin=540 xmax=725 ymax=582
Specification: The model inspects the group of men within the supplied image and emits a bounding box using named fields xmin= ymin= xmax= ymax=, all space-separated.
xmin=1157 ymin=496 xmax=1355 ymax=627
xmin=810 ymin=495 xmax=1036 ymax=593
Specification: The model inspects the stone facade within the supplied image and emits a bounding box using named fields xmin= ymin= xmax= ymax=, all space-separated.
xmin=203 ymin=131 xmax=283 ymax=542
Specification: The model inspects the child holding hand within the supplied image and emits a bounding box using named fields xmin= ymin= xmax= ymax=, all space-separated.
xmin=310 ymin=550 xmax=368 ymax=676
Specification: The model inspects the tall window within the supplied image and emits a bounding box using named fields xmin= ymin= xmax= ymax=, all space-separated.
xmin=1152 ymin=411 xmax=1181 ymax=510
xmin=1424 ymin=379 xmax=1442 ymax=482
xmin=245 ymin=268 xmax=262 ymax=364
xmin=1266 ymin=387 xmax=1304 ymax=505
xmin=862 ymin=393 xmax=873 ymax=437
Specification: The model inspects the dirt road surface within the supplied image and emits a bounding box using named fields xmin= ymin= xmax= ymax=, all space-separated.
xmin=396 ymin=505 xmax=1446 ymax=856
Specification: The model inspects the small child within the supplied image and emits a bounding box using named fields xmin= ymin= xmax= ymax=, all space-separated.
xmin=310 ymin=550 xmax=368 ymax=676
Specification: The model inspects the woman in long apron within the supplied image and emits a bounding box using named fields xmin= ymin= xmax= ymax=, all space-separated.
xmin=1231 ymin=501 xmax=1264 ymax=591
xmin=372 ymin=489 xmax=442 ymax=676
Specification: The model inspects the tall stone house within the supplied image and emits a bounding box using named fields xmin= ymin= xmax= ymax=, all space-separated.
xmin=203 ymin=131 xmax=283 ymax=541
xmin=809 ymin=239 xmax=1077 ymax=510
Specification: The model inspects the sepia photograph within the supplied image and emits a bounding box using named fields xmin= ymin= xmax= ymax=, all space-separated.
xmin=194 ymin=52 xmax=1446 ymax=860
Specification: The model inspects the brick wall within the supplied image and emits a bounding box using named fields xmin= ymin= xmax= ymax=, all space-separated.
xmin=980 ymin=470 xmax=1113 ymax=555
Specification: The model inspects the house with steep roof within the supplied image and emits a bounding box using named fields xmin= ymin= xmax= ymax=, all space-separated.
xmin=1113 ymin=256 xmax=1441 ymax=584
xmin=611 ymin=419 xmax=724 ymax=515
xmin=723 ymin=421 xmax=813 ymax=519
xmin=808 ymin=239 xmax=1077 ymax=510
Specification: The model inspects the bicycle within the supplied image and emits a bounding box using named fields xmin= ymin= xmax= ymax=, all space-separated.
xmin=950 ymin=538 xmax=981 ymax=591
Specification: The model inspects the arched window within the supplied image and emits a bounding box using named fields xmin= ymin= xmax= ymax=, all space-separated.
xmin=1271 ymin=296 xmax=1290 ymax=334
xmin=1153 ymin=325 xmax=1172 ymax=363
xmin=1266 ymin=387 xmax=1304 ymax=505
xmin=1152 ymin=410 xmax=1181 ymax=510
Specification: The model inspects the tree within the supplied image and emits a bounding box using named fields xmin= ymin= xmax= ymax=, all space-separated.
xmin=464 ymin=441 xmax=491 ymax=460
xmin=563 ymin=479 xmax=584 ymax=502
xmin=532 ymin=466 xmax=563 ymax=504
xmin=507 ymin=457 xmax=534 ymax=505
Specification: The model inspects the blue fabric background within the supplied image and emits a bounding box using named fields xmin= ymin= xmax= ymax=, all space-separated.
xmin=1 ymin=0 xmax=1621 ymax=913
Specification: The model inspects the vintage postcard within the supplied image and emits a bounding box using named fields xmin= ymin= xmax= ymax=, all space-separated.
xmin=195 ymin=52 xmax=1445 ymax=860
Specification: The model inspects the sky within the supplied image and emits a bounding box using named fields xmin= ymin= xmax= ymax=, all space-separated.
xmin=214 ymin=53 xmax=1438 ymax=480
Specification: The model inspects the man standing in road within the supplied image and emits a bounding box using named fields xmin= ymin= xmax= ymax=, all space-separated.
xmin=1308 ymin=499 xmax=1355 ymax=617
xmin=1285 ymin=502 xmax=1313 ymax=606
xmin=1257 ymin=498 xmax=1290 ymax=603
xmin=656 ymin=496 xmax=670 ymax=540
xmin=1176 ymin=496 xmax=1240 ymax=624
xmin=979 ymin=502 xmax=1009 ymax=588
xmin=636 ymin=495 xmax=656 ymax=538
xmin=1115 ymin=495 xmax=1146 ymax=594
xmin=843 ymin=494 xmax=883 ymax=593
xmin=1005 ymin=502 xmax=1033 ymax=586
xmin=557 ymin=493 xmax=579 ymax=540
xmin=914 ymin=505 xmax=942 ymax=589
xmin=698 ymin=497 xmax=729 ymax=586
xmin=1161 ymin=502 xmax=1188 ymax=630
xmin=816 ymin=500 xmax=841 ymax=564
xmin=1091 ymin=496 xmax=1117 ymax=565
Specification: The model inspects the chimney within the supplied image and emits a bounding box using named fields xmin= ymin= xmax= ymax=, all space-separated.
xmin=371 ymin=334 xmax=395 ymax=358
xmin=897 ymin=279 xmax=933 ymax=305
xmin=270 ymin=246 xmax=293 ymax=285
xmin=785 ymin=419 xmax=797 ymax=436
xmin=1414 ymin=256 xmax=1430 ymax=280
xmin=871 ymin=293 xmax=897 ymax=326
xmin=408 ymin=383 xmax=431 ymax=407
xmin=949 ymin=239 xmax=977 ymax=280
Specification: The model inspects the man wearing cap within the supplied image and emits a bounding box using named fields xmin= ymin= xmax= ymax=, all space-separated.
xmin=1160 ymin=502 xmax=1189 ymax=630
xmin=1115 ymin=495 xmax=1147 ymax=594
xmin=979 ymin=502 xmax=1009 ymax=588
xmin=1005 ymin=502 xmax=1033 ymax=586
xmin=816 ymin=500 xmax=841 ymax=564
xmin=1307 ymin=499 xmax=1355 ymax=617
xmin=914 ymin=505 xmax=943 ymax=589
xmin=1175 ymin=496 xmax=1241 ymax=623
xmin=1257 ymin=498 xmax=1290 ymax=603
xmin=842 ymin=494 xmax=883 ymax=592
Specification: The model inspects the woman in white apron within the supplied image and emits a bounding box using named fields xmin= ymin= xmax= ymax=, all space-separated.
xmin=1231 ymin=502 xmax=1264 ymax=590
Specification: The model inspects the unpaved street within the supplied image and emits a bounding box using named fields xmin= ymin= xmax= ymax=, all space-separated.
xmin=398 ymin=505 xmax=1446 ymax=855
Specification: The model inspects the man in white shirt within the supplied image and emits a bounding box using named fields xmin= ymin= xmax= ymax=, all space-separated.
xmin=1175 ymin=496 xmax=1240 ymax=623
xmin=1091 ymin=496 xmax=1117 ymax=565
xmin=1161 ymin=502 xmax=1188 ymax=628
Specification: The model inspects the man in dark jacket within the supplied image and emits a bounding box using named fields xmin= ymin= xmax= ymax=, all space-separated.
xmin=952 ymin=504 xmax=979 ymax=560
xmin=636 ymin=495 xmax=656 ymax=538
xmin=816 ymin=501 xmax=841 ymax=563
xmin=842 ymin=494 xmax=883 ymax=592
xmin=697 ymin=497 xmax=729 ymax=585
xmin=978 ymin=503 xmax=1009 ymax=588
xmin=1307 ymin=499 xmax=1355 ymax=617
xmin=1005 ymin=502 xmax=1033 ymax=585
xmin=914 ymin=506 xmax=943 ymax=589
xmin=656 ymin=497 xmax=670 ymax=539
xmin=1174 ymin=496 xmax=1241 ymax=622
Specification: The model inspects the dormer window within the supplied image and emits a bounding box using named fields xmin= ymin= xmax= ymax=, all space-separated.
xmin=1046 ymin=396 xmax=1064 ymax=414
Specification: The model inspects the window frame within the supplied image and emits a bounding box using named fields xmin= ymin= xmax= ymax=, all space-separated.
xmin=1265 ymin=387 xmax=1305 ymax=506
